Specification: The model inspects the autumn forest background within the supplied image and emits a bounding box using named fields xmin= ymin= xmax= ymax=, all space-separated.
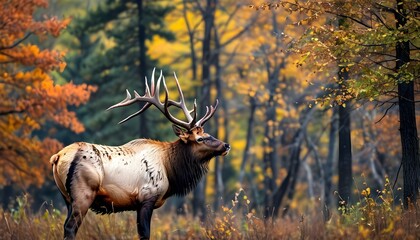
xmin=0 ymin=0 xmax=419 ymax=239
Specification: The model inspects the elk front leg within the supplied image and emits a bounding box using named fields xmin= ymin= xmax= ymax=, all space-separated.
xmin=136 ymin=196 xmax=158 ymax=240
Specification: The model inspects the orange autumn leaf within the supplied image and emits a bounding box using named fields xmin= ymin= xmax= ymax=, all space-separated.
xmin=0 ymin=0 xmax=95 ymax=188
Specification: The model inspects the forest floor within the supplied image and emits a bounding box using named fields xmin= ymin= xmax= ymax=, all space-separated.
xmin=0 ymin=189 xmax=419 ymax=240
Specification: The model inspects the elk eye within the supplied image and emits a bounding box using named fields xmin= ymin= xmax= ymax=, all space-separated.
xmin=197 ymin=137 xmax=204 ymax=143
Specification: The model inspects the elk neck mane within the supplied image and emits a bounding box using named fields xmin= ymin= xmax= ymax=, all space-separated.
xmin=163 ymin=139 xmax=211 ymax=198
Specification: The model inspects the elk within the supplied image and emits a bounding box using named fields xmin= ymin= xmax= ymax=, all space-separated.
xmin=50 ymin=69 xmax=230 ymax=240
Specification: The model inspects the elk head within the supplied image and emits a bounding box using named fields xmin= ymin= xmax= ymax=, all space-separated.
xmin=173 ymin=125 xmax=230 ymax=162
xmin=107 ymin=68 xmax=230 ymax=157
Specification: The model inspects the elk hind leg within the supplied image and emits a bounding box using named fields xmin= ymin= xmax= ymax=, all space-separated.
xmin=64 ymin=167 xmax=99 ymax=239
xmin=64 ymin=187 xmax=96 ymax=239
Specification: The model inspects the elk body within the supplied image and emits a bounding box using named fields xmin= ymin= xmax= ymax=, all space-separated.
xmin=50 ymin=70 xmax=230 ymax=240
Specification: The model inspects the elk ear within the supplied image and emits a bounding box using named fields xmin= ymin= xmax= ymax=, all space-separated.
xmin=172 ymin=125 xmax=189 ymax=143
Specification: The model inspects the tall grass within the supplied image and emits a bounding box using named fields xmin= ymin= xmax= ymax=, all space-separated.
xmin=1 ymin=180 xmax=419 ymax=239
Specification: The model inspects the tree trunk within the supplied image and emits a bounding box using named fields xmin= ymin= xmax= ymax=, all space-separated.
xmin=222 ymin=99 xmax=231 ymax=186
xmin=200 ymin=0 xmax=215 ymax=107
xmin=192 ymin=0 xmax=216 ymax=218
xmin=262 ymin=71 xmax=279 ymax=219
xmin=239 ymin=95 xmax=257 ymax=184
xmin=303 ymin=161 xmax=314 ymax=199
xmin=262 ymin=11 xmax=283 ymax=217
xmin=337 ymin=71 xmax=352 ymax=208
xmin=182 ymin=0 xmax=198 ymax=81
xmin=136 ymin=0 xmax=149 ymax=138
xmin=192 ymin=181 xmax=206 ymax=219
xmin=272 ymin=129 xmax=303 ymax=217
xmin=337 ymin=16 xmax=353 ymax=210
xmin=213 ymin=27 xmax=223 ymax=211
xmin=323 ymin=108 xmax=337 ymax=221
xmin=395 ymin=0 xmax=420 ymax=209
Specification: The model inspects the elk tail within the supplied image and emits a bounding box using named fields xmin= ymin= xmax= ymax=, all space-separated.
xmin=50 ymin=154 xmax=71 ymax=203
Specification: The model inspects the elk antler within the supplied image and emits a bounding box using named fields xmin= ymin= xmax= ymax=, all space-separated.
xmin=107 ymin=68 xmax=218 ymax=131
xmin=195 ymin=99 xmax=218 ymax=127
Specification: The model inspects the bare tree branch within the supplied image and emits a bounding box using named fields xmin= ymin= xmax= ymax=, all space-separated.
xmin=0 ymin=33 xmax=32 ymax=50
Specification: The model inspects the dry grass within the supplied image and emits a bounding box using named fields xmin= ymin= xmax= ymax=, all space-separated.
xmin=0 ymin=186 xmax=419 ymax=240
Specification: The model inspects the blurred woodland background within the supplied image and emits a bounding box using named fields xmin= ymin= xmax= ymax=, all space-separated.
xmin=0 ymin=0 xmax=419 ymax=239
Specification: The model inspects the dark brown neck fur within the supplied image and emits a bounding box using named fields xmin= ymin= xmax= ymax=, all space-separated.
xmin=163 ymin=140 xmax=213 ymax=198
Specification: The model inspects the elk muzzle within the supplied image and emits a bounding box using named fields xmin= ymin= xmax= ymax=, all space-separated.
xmin=221 ymin=143 xmax=231 ymax=156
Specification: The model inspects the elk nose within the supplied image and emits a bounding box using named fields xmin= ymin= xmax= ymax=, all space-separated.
xmin=224 ymin=143 xmax=231 ymax=150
